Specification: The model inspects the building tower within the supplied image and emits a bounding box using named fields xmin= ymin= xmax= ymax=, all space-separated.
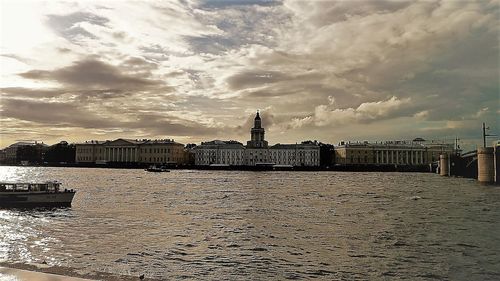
xmin=247 ymin=111 xmax=268 ymax=148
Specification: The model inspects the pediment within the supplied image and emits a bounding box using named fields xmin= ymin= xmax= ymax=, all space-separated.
xmin=105 ymin=139 xmax=139 ymax=146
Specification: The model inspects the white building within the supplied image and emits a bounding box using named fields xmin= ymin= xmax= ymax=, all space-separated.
xmin=269 ymin=143 xmax=320 ymax=167
xmin=194 ymin=112 xmax=320 ymax=167
xmin=194 ymin=140 xmax=245 ymax=166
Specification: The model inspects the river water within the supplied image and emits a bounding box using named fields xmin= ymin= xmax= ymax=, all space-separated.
xmin=0 ymin=167 xmax=499 ymax=280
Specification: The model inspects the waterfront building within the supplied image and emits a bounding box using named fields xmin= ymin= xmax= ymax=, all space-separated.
xmin=194 ymin=140 xmax=245 ymax=166
xmin=44 ymin=141 xmax=76 ymax=164
xmin=247 ymin=112 xmax=320 ymax=167
xmin=75 ymin=140 xmax=107 ymax=163
xmin=194 ymin=112 xmax=320 ymax=167
xmin=184 ymin=143 xmax=197 ymax=165
xmin=269 ymin=142 xmax=320 ymax=167
xmin=243 ymin=142 xmax=320 ymax=167
xmin=75 ymin=138 xmax=186 ymax=165
xmin=3 ymin=141 xmax=47 ymax=164
xmin=334 ymin=140 xmax=455 ymax=165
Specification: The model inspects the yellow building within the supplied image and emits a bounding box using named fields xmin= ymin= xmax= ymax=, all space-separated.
xmin=75 ymin=138 xmax=186 ymax=165
xmin=335 ymin=140 xmax=455 ymax=165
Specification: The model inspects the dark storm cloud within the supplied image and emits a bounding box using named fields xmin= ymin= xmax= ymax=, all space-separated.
xmin=233 ymin=0 xmax=499 ymax=135
xmin=19 ymin=58 xmax=161 ymax=89
xmin=46 ymin=12 xmax=109 ymax=42
xmin=303 ymin=1 xmax=413 ymax=26
xmin=132 ymin=114 xmax=217 ymax=136
xmin=1 ymin=99 xmax=223 ymax=138
xmin=244 ymin=88 xmax=299 ymax=98
xmin=2 ymin=0 xmax=498 ymax=146
xmin=1 ymin=99 xmax=117 ymax=128
xmin=0 ymin=87 xmax=64 ymax=98
xmin=367 ymin=25 xmax=500 ymax=122
xmin=0 ymin=87 xmax=154 ymax=103
xmin=238 ymin=72 xmax=333 ymax=100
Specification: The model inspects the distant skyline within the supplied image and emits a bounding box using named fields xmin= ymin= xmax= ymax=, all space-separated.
xmin=1 ymin=0 xmax=498 ymax=150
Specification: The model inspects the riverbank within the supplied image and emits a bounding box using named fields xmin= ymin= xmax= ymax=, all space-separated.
xmin=0 ymin=266 xmax=94 ymax=281
xmin=0 ymin=163 xmax=434 ymax=173
xmin=0 ymin=262 xmax=159 ymax=281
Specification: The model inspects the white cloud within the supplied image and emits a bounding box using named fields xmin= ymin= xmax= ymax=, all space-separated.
xmin=292 ymin=96 xmax=412 ymax=127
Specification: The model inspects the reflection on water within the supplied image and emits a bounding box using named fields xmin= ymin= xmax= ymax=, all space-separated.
xmin=0 ymin=167 xmax=499 ymax=280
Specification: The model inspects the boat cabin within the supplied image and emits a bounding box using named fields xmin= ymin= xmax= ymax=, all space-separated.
xmin=0 ymin=181 xmax=61 ymax=192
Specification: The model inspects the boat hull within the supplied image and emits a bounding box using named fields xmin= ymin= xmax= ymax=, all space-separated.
xmin=0 ymin=192 xmax=75 ymax=208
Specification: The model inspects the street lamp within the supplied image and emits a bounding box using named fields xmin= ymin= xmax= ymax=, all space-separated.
xmin=482 ymin=122 xmax=498 ymax=148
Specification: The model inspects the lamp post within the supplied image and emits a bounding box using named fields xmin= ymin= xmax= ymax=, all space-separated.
xmin=483 ymin=122 xmax=498 ymax=148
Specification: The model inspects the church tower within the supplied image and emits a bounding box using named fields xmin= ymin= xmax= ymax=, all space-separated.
xmin=247 ymin=111 xmax=268 ymax=148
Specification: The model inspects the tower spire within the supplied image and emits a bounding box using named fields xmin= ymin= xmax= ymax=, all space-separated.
xmin=247 ymin=110 xmax=268 ymax=148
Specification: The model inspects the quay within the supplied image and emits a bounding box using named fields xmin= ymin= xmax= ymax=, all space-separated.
xmin=0 ymin=266 xmax=96 ymax=281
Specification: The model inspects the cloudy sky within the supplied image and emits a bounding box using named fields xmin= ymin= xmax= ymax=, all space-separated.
xmin=0 ymin=0 xmax=498 ymax=149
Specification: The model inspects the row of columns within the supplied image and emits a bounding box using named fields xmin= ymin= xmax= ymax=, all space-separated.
xmin=375 ymin=150 xmax=425 ymax=165
xmin=105 ymin=147 xmax=138 ymax=162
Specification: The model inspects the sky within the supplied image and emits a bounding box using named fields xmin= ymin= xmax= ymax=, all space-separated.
xmin=0 ymin=0 xmax=498 ymax=150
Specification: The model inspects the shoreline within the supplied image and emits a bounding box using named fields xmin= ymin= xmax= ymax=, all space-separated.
xmin=0 ymin=163 xmax=436 ymax=173
xmin=0 ymin=262 xmax=160 ymax=281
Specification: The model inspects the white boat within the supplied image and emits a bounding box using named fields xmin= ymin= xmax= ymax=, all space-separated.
xmin=0 ymin=181 xmax=75 ymax=208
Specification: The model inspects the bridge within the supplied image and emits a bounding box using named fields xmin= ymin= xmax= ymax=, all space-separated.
xmin=435 ymin=151 xmax=479 ymax=179
xmin=453 ymin=150 xmax=478 ymax=179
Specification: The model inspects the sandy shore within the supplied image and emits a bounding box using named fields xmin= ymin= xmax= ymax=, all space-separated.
xmin=0 ymin=263 xmax=160 ymax=281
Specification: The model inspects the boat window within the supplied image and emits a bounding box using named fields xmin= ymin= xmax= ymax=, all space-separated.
xmin=15 ymin=184 xmax=29 ymax=191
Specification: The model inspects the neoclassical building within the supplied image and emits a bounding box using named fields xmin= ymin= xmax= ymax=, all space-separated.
xmin=194 ymin=112 xmax=320 ymax=166
xmin=334 ymin=140 xmax=455 ymax=165
xmin=75 ymin=138 xmax=186 ymax=165
xmin=194 ymin=140 xmax=245 ymax=166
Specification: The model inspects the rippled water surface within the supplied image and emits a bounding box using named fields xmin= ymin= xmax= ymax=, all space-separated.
xmin=0 ymin=167 xmax=499 ymax=280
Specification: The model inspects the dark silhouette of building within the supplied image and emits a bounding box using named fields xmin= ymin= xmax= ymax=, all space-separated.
xmin=319 ymin=142 xmax=335 ymax=167
xmin=44 ymin=141 xmax=76 ymax=164
xmin=247 ymin=111 xmax=268 ymax=148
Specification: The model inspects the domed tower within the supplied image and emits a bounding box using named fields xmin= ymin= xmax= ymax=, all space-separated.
xmin=247 ymin=111 xmax=268 ymax=148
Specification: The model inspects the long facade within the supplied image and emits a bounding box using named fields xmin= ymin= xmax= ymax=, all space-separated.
xmin=334 ymin=141 xmax=455 ymax=165
xmin=194 ymin=112 xmax=320 ymax=167
xmin=75 ymin=138 xmax=186 ymax=164
xmin=269 ymin=143 xmax=320 ymax=166
xmin=194 ymin=140 xmax=246 ymax=166
xmin=2 ymin=141 xmax=47 ymax=164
